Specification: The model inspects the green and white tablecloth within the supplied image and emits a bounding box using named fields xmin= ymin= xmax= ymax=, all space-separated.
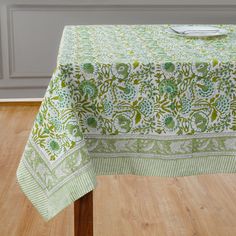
xmin=17 ymin=25 xmax=236 ymax=220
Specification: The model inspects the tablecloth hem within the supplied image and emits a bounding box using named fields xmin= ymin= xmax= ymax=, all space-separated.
xmin=92 ymin=155 xmax=236 ymax=177
xmin=16 ymin=160 xmax=96 ymax=221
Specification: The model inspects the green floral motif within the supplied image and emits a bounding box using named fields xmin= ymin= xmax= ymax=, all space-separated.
xmin=55 ymin=89 xmax=72 ymax=108
xmin=191 ymin=111 xmax=208 ymax=132
xmin=46 ymin=138 xmax=61 ymax=158
xmin=162 ymin=114 xmax=178 ymax=132
xmin=103 ymin=99 xmax=113 ymax=116
xmin=49 ymin=116 xmax=63 ymax=132
xmin=159 ymin=79 xmax=177 ymax=98
xmin=139 ymin=99 xmax=154 ymax=117
xmin=114 ymin=114 xmax=132 ymax=133
xmin=85 ymin=115 xmax=98 ymax=129
xmin=66 ymin=122 xmax=83 ymax=142
xmin=169 ymin=103 xmax=176 ymax=110
xmin=196 ymin=79 xmax=214 ymax=98
xmin=194 ymin=62 xmax=210 ymax=76
xmin=119 ymin=84 xmax=137 ymax=101
xmin=163 ymin=62 xmax=175 ymax=73
xmin=79 ymin=80 xmax=98 ymax=99
xmin=81 ymin=63 xmax=97 ymax=74
xmin=181 ymin=97 xmax=191 ymax=114
xmin=59 ymin=64 xmax=73 ymax=77
xmin=49 ymin=140 xmax=60 ymax=150
xmin=111 ymin=63 xmax=130 ymax=79
xmin=215 ymin=95 xmax=230 ymax=114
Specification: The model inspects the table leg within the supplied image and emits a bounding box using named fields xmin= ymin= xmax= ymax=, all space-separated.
xmin=74 ymin=191 xmax=93 ymax=236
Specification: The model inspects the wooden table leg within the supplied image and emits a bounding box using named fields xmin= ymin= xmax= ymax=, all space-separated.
xmin=74 ymin=191 xmax=93 ymax=236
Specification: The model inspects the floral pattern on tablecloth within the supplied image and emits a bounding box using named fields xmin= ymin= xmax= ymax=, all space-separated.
xmin=32 ymin=60 xmax=236 ymax=161
xmin=17 ymin=25 xmax=236 ymax=220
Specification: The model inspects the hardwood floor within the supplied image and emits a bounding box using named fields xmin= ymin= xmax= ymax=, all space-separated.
xmin=0 ymin=105 xmax=236 ymax=236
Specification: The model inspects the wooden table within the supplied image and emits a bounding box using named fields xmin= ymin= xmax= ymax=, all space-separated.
xmin=74 ymin=191 xmax=93 ymax=236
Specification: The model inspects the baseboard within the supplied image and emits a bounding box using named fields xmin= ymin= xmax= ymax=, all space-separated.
xmin=0 ymin=98 xmax=42 ymax=106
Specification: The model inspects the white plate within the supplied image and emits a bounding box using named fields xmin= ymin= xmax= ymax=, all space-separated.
xmin=170 ymin=25 xmax=228 ymax=38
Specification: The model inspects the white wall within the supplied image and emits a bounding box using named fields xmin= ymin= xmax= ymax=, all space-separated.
xmin=0 ymin=1 xmax=236 ymax=98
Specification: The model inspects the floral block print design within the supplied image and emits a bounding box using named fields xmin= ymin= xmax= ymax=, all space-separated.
xmin=58 ymin=25 xmax=236 ymax=65
xmin=23 ymin=140 xmax=90 ymax=193
xmin=17 ymin=25 xmax=236 ymax=221
xmin=29 ymin=25 xmax=236 ymax=163
xmin=85 ymin=134 xmax=236 ymax=159
xmin=30 ymin=59 xmax=236 ymax=161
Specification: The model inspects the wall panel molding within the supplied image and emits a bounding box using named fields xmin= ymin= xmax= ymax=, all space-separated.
xmin=0 ymin=15 xmax=3 ymax=80
xmin=7 ymin=5 xmax=53 ymax=79
xmin=1 ymin=3 xmax=236 ymax=98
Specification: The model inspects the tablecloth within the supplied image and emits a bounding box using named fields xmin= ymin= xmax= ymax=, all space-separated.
xmin=17 ymin=25 xmax=236 ymax=220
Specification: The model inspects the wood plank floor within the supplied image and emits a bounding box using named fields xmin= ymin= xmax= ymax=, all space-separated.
xmin=0 ymin=105 xmax=236 ymax=236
